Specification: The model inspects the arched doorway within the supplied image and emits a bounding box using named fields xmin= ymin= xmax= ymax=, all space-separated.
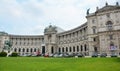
xmin=58 ymin=48 xmax=61 ymax=53
xmin=84 ymin=44 xmax=87 ymax=51
xmin=81 ymin=45 xmax=83 ymax=51
xmin=73 ymin=46 xmax=75 ymax=52
xmin=69 ymin=47 xmax=72 ymax=52
xmin=23 ymin=48 xmax=25 ymax=52
xmin=110 ymin=42 xmax=116 ymax=55
xmin=26 ymin=48 xmax=29 ymax=52
xmin=62 ymin=47 xmax=64 ymax=53
xmin=66 ymin=47 xmax=68 ymax=52
xmin=77 ymin=46 xmax=79 ymax=52
xmin=14 ymin=48 xmax=17 ymax=52
xmin=30 ymin=48 xmax=32 ymax=53
xmin=34 ymin=48 xmax=36 ymax=52
xmin=18 ymin=48 xmax=21 ymax=52
xmin=42 ymin=46 xmax=45 ymax=54
xmin=51 ymin=46 xmax=54 ymax=54
xmin=94 ymin=47 xmax=97 ymax=52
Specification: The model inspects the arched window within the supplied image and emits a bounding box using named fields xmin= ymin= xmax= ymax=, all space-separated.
xmin=66 ymin=47 xmax=68 ymax=52
xmin=30 ymin=48 xmax=32 ymax=53
xmin=92 ymin=26 xmax=96 ymax=34
xmin=42 ymin=46 xmax=45 ymax=54
xmin=23 ymin=48 xmax=25 ymax=52
xmin=84 ymin=44 xmax=87 ymax=51
xmin=94 ymin=47 xmax=97 ymax=52
xmin=106 ymin=21 xmax=113 ymax=31
xmin=62 ymin=47 xmax=64 ymax=52
xmin=34 ymin=48 xmax=36 ymax=52
xmin=73 ymin=46 xmax=75 ymax=52
xmin=58 ymin=48 xmax=61 ymax=53
xmin=110 ymin=42 xmax=115 ymax=50
xmin=27 ymin=48 xmax=29 ymax=52
xmin=19 ymin=48 xmax=21 ymax=52
xmin=110 ymin=42 xmax=114 ymax=46
xmin=81 ymin=45 xmax=83 ymax=51
xmin=14 ymin=48 xmax=17 ymax=52
xmin=109 ymin=34 xmax=113 ymax=40
xmin=69 ymin=47 xmax=72 ymax=52
xmin=77 ymin=46 xmax=79 ymax=52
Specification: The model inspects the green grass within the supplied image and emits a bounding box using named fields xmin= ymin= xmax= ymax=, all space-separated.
xmin=0 ymin=57 xmax=120 ymax=71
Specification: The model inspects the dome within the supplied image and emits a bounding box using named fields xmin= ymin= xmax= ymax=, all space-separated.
xmin=44 ymin=25 xmax=64 ymax=34
xmin=0 ymin=31 xmax=8 ymax=36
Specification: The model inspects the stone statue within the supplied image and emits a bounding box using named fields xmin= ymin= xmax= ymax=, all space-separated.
xmin=116 ymin=2 xmax=119 ymax=6
xmin=44 ymin=25 xmax=57 ymax=33
xmin=44 ymin=28 xmax=47 ymax=33
xmin=4 ymin=40 xmax=12 ymax=51
xmin=106 ymin=2 xmax=108 ymax=6
xmin=87 ymin=8 xmax=90 ymax=15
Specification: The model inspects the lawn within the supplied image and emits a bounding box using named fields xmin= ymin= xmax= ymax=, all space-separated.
xmin=0 ymin=57 xmax=120 ymax=71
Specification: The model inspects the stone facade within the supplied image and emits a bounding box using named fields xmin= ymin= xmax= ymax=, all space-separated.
xmin=0 ymin=3 xmax=120 ymax=56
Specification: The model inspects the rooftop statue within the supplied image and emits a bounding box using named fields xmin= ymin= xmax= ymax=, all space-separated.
xmin=116 ymin=2 xmax=119 ymax=6
xmin=87 ymin=8 xmax=90 ymax=15
xmin=44 ymin=25 xmax=57 ymax=33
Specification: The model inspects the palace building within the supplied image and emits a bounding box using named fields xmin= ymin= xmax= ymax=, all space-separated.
xmin=0 ymin=2 xmax=120 ymax=56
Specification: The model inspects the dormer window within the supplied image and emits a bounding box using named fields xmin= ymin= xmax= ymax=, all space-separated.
xmin=106 ymin=21 xmax=113 ymax=31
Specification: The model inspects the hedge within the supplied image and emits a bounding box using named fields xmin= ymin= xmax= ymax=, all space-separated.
xmin=0 ymin=52 xmax=7 ymax=57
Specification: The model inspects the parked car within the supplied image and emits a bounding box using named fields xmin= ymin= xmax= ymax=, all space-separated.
xmin=62 ymin=53 xmax=69 ymax=57
xmin=110 ymin=54 xmax=117 ymax=57
xmin=49 ymin=54 xmax=54 ymax=57
xmin=92 ymin=53 xmax=98 ymax=57
xmin=100 ymin=53 xmax=107 ymax=57
xmin=68 ymin=53 xmax=74 ymax=57
xmin=77 ymin=53 xmax=84 ymax=57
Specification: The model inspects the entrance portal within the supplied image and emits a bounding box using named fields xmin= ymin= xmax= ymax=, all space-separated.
xmin=51 ymin=47 xmax=54 ymax=54
xmin=42 ymin=46 xmax=45 ymax=54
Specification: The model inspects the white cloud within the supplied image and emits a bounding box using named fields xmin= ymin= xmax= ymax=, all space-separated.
xmin=0 ymin=0 xmax=119 ymax=35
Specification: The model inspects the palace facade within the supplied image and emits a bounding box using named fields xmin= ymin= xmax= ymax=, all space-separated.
xmin=0 ymin=3 xmax=120 ymax=56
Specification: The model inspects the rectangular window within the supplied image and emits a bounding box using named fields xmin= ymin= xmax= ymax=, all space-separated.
xmin=106 ymin=13 xmax=110 ymax=18
xmin=93 ymin=38 xmax=96 ymax=42
xmin=16 ymin=42 xmax=17 ymax=45
xmin=93 ymin=29 xmax=96 ymax=34
xmin=92 ymin=19 xmax=95 ymax=24
xmin=109 ymin=34 xmax=113 ymax=40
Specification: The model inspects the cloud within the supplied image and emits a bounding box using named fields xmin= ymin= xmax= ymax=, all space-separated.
xmin=0 ymin=0 xmax=119 ymax=35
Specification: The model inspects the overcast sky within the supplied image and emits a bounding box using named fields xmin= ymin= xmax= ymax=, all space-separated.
xmin=0 ymin=0 xmax=119 ymax=35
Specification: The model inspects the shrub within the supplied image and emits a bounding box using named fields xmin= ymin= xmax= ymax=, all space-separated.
xmin=11 ymin=52 xmax=18 ymax=57
xmin=0 ymin=52 xmax=7 ymax=57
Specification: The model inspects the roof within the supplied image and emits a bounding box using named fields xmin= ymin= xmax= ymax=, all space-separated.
xmin=44 ymin=25 xmax=64 ymax=34
xmin=96 ymin=5 xmax=120 ymax=13
xmin=86 ymin=3 xmax=120 ymax=17
xmin=0 ymin=31 xmax=8 ymax=36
